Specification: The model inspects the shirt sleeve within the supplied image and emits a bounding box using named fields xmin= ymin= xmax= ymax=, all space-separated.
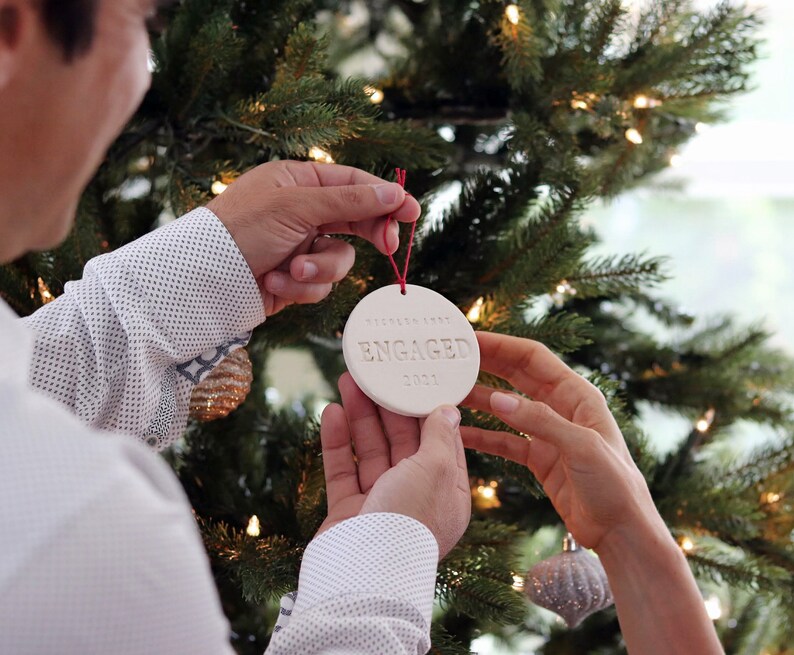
xmin=266 ymin=513 xmax=439 ymax=655
xmin=22 ymin=207 xmax=266 ymax=449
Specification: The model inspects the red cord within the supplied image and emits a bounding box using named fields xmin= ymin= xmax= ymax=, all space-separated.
xmin=382 ymin=168 xmax=416 ymax=294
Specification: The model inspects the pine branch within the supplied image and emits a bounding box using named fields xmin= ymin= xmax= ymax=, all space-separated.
xmin=566 ymin=253 xmax=669 ymax=299
xmin=687 ymin=543 xmax=793 ymax=595
xmin=199 ymin=518 xmax=303 ymax=604
xmin=494 ymin=312 xmax=594 ymax=354
xmin=429 ymin=624 xmax=471 ymax=655
xmin=494 ymin=1 xmax=543 ymax=91
xmin=436 ymin=521 xmax=527 ymax=624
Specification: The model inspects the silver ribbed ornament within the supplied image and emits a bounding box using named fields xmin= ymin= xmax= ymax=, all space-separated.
xmin=524 ymin=533 xmax=614 ymax=628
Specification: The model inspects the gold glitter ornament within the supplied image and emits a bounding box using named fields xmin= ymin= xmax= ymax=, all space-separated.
xmin=524 ymin=533 xmax=614 ymax=628
xmin=189 ymin=348 xmax=253 ymax=421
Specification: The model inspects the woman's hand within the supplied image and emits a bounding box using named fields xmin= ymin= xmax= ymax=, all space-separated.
xmin=207 ymin=161 xmax=420 ymax=316
xmin=318 ymin=373 xmax=471 ymax=559
xmin=461 ymin=331 xmax=659 ymax=552
xmin=461 ymin=332 xmax=723 ymax=654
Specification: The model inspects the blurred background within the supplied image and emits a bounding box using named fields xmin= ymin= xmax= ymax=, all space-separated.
xmin=270 ymin=0 xmax=794 ymax=457
xmin=590 ymin=0 xmax=794 ymax=349
xmin=585 ymin=0 xmax=794 ymax=455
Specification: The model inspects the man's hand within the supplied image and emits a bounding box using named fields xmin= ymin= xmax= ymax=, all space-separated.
xmin=207 ymin=161 xmax=420 ymax=316
xmin=461 ymin=331 xmax=660 ymax=553
xmin=317 ymin=373 xmax=471 ymax=559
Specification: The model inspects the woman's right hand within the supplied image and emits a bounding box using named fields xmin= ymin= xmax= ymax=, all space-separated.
xmin=462 ymin=332 xmax=724 ymax=654
xmin=461 ymin=331 xmax=663 ymax=553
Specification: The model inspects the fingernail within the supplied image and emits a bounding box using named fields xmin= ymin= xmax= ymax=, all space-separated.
xmin=301 ymin=261 xmax=318 ymax=281
xmin=372 ymin=183 xmax=402 ymax=205
xmin=440 ymin=406 xmax=461 ymax=428
xmin=267 ymin=272 xmax=286 ymax=292
xmin=491 ymin=392 xmax=520 ymax=414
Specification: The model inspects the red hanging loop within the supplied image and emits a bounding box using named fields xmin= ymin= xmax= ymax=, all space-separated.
xmin=382 ymin=168 xmax=417 ymax=295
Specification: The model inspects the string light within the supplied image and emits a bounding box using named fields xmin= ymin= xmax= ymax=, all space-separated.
xmin=695 ymin=122 xmax=709 ymax=134
xmin=625 ymin=128 xmax=644 ymax=145
xmin=505 ymin=4 xmax=520 ymax=25
xmin=37 ymin=278 xmax=55 ymax=304
xmin=364 ymin=85 xmax=384 ymax=104
xmin=568 ymin=92 xmax=599 ymax=111
xmin=761 ymin=491 xmax=782 ymax=506
xmin=695 ymin=408 xmax=716 ymax=433
xmin=472 ymin=480 xmax=501 ymax=509
xmin=211 ymin=180 xmax=229 ymax=195
xmin=669 ymin=153 xmax=683 ymax=168
xmin=246 ymin=515 xmax=261 ymax=537
xmin=633 ymin=95 xmax=662 ymax=109
xmin=704 ymin=595 xmax=722 ymax=621
xmin=552 ymin=280 xmax=577 ymax=307
xmin=679 ymin=536 xmax=695 ymax=553
xmin=511 ymin=574 xmax=525 ymax=591
xmin=309 ymin=146 xmax=335 ymax=164
xmin=466 ymin=297 xmax=485 ymax=323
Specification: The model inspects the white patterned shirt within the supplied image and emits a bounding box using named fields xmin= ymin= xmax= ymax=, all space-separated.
xmin=0 ymin=208 xmax=438 ymax=654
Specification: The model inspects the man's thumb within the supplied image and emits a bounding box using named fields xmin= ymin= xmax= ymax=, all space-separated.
xmin=294 ymin=183 xmax=406 ymax=226
xmin=418 ymin=406 xmax=461 ymax=456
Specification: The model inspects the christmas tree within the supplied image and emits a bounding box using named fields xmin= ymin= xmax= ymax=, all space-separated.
xmin=3 ymin=0 xmax=793 ymax=652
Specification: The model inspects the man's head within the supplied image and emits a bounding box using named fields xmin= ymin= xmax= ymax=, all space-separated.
xmin=0 ymin=0 xmax=155 ymax=262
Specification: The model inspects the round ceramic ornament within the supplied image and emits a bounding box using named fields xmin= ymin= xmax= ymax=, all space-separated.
xmin=342 ymin=284 xmax=480 ymax=417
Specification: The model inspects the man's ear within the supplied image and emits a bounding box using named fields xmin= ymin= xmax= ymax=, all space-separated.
xmin=0 ymin=2 xmax=33 ymax=89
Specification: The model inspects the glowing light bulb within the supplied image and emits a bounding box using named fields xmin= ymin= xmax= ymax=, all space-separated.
xmin=37 ymin=278 xmax=55 ymax=304
xmin=669 ymin=153 xmax=683 ymax=168
xmin=625 ymin=128 xmax=643 ymax=145
xmin=246 ymin=515 xmax=261 ymax=537
xmin=762 ymin=491 xmax=782 ymax=505
xmin=505 ymin=4 xmax=520 ymax=25
xmin=466 ymin=297 xmax=485 ymax=323
xmin=680 ymin=536 xmax=695 ymax=553
xmin=473 ymin=480 xmax=501 ymax=508
xmin=704 ymin=595 xmax=722 ymax=621
xmin=211 ymin=180 xmax=228 ymax=195
xmin=571 ymin=99 xmax=589 ymax=110
xmin=309 ymin=146 xmax=335 ymax=164
xmin=511 ymin=574 xmax=525 ymax=591
xmin=633 ymin=95 xmax=661 ymax=109
xmin=364 ymin=85 xmax=384 ymax=104
xmin=696 ymin=408 xmax=716 ymax=433
xmin=695 ymin=122 xmax=709 ymax=134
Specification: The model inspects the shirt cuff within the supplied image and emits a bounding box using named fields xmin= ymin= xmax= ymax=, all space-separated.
xmin=291 ymin=513 xmax=439 ymax=628
xmin=113 ymin=207 xmax=266 ymax=359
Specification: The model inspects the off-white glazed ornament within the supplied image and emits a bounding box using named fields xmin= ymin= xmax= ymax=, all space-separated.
xmin=342 ymin=284 xmax=480 ymax=417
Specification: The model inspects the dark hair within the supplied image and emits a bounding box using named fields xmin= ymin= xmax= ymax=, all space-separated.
xmin=39 ymin=0 xmax=99 ymax=61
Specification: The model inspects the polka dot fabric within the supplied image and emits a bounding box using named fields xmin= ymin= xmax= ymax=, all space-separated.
xmin=0 ymin=309 xmax=236 ymax=654
xmin=23 ymin=208 xmax=266 ymax=449
xmin=270 ymin=514 xmax=438 ymax=655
